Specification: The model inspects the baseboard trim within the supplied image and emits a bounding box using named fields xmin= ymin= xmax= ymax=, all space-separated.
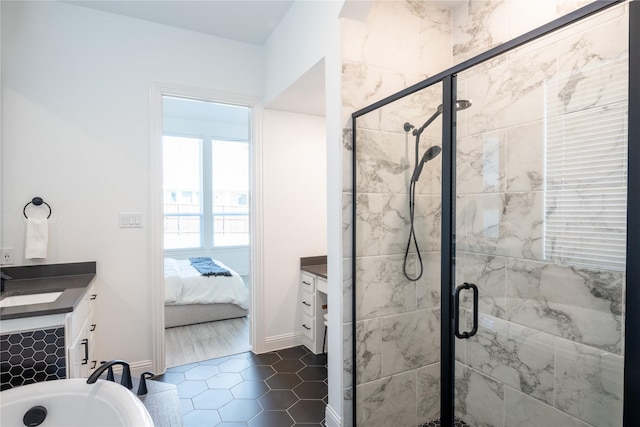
xmin=262 ymin=332 xmax=303 ymax=353
xmin=325 ymin=403 xmax=341 ymax=427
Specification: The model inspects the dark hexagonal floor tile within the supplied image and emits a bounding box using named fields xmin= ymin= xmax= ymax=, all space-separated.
xmin=257 ymin=389 xmax=298 ymax=410
xmin=231 ymin=380 xmax=269 ymax=399
xmin=248 ymin=410 xmax=294 ymax=427
xmin=300 ymin=352 xmax=327 ymax=366
xmin=243 ymin=352 xmax=281 ymax=366
xmin=265 ymin=373 xmax=302 ymax=390
xmin=240 ymin=364 xmax=275 ymax=381
xmin=272 ymin=358 xmax=304 ymax=373
xmin=218 ymin=399 xmax=262 ymax=422
xmin=293 ymin=381 xmax=327 ymax=399
xmin=287 ymin=400 xmax=326 ymax=423
xmin=297 ymin=365 xmax=327 ymax=381
xmin=207 ymin=372 xmax=244 ymax=389
xmin=276 ymin=346 xmax=308 ymax=360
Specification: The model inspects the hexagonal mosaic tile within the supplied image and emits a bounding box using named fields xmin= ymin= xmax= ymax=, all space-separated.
xmin=156 ymin=345 xmax=327 ymax=427
xmin=0 ymin=327 xmax=65 ymax=390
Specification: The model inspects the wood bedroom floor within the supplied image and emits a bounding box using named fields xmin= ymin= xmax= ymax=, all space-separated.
xmin=165 ymin=317 xmax=251 ymax=367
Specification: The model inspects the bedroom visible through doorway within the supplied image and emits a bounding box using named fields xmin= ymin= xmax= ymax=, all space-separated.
xmin=161 ymin=95 xmax=252 ymax=367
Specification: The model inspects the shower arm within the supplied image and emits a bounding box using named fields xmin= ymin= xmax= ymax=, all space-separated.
xmin=412 ymin=110 xmax=442 ymax=137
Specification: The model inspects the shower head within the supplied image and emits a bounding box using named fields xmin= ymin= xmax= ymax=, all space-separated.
xmin=456 ymin=99 xmax=472 ymax=111
xmin=410 ymin=145 xmax=441 ymax=183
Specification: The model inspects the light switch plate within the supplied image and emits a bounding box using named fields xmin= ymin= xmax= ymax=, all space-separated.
xmin=119 ymin=213 xmax=143 ymax=228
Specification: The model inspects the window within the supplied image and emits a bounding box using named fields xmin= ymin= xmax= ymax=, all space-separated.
xmin=163 ymin=136 xmax=202 ymax=249
xmin=544 ymin=56 xmax=628 ymax=271
xmin=162 ymin=97 xmax=250 ymax=250
xmin=212 ymin=140 xmax=249 ymax=246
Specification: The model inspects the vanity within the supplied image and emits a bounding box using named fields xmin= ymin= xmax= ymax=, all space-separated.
xmin=299 ymin=256 xmax=327 ymax=355
xmin=0 ymin=262 xmax=98 ymax=390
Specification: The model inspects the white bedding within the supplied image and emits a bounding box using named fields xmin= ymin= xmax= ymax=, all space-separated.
xmin=164 ymin=258 xmax=249 ymax=309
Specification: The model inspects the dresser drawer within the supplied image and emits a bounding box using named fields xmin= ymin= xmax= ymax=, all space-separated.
xmin=300 ymin=292 xmax=315 ymax=317
xmin=300 ymin=272 xmax=316 ymax=293
xmin=301 ymin=314 xmax=314 ymax=341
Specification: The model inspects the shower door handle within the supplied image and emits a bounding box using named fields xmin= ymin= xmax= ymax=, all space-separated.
xmin=454 ymin=282 xmax=478 ymax=339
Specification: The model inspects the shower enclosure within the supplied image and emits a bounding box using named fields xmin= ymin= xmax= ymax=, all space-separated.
xmin=351 ymin=1 xmax=639 ymax=426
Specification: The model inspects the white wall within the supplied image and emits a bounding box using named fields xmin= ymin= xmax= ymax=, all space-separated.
xmin=1 ymin=0 xmax=262 ymax=368
xmin=260 ymin=109 xmax=327 ymax=348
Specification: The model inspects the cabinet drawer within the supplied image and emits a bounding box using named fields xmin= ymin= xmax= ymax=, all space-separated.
xmin=317 ymin=277 xmax=327 ymax=294
xmin=300 ymin=272 xmax=316 ymax=293
xmin=300 ymin=292 xmax=315 ymax=317
xmin=301 ymin=314 xmax=314 ymax=341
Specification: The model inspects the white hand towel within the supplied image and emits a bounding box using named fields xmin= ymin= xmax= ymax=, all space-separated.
xmin=25 ymin=217 xmax=48 ymax=259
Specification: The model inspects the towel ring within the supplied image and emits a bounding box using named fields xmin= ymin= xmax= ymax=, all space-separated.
xmin=23 ymin=197 xmax=52 ymax=219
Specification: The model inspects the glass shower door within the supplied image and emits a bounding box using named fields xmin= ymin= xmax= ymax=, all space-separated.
xmin=353 ymin=82 xmax=445 ymax=427
xmin=452 ymin=5 xmax=628 ymax=426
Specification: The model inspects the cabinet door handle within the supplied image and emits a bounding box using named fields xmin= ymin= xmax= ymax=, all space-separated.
xmin=91 ymin=360 xmax=97 ymax=369
xmin=90 ymin=294 xmax=97 ymax=300
xmin=81 ymin=339 xmax=89 ymax=365
xmin=90 ymin=324 xmax=96 ymax=332
xmin=302 ymin=301 xmax=311 ymax=307
xmin=302 ymin=324 xmax=311 ymax=330
xmin=302 ymin=281 xmax=311 ymax=286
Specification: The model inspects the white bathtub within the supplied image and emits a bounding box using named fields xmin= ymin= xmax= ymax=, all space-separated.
xmin=0 ymin=378 xmax=154 ymax=426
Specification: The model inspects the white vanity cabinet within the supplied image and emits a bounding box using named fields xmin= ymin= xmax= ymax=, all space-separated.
xmin=299 ymin=271 xmax=327 ymax=354
xmin=66 ymin=282 xmax=98 ymax=378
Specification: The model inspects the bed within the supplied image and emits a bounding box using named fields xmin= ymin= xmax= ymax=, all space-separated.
xmin=164 ymin=257 xmax=249 ymax=328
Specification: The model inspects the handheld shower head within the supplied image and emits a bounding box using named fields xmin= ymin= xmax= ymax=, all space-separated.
xmin=410 ymin=146 xmax=441 ymax=183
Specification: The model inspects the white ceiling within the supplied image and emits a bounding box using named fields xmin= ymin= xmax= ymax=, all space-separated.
xmin=65 ymin=0 xmax=295 ymax=45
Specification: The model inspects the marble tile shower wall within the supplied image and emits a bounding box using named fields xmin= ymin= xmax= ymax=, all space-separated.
xmin=452 ymin=4 xmax=628 ymax=427
xmin=342 ymin=1 xmax=628 ymax=427
xmin=341 ymin=1 xmax=453 ymax=426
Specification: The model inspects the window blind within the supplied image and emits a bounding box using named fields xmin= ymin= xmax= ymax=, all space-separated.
xmin=544 ymin=57 xmax=628 ymax=271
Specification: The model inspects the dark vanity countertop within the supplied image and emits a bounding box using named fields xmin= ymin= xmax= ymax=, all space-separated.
xmin=300 ymin=264 xmax=327 ymax=279
xmin=0 ymin=262 xmax=96 ymax=320
xmin=300 ymin=255 xmax=328 ymax=279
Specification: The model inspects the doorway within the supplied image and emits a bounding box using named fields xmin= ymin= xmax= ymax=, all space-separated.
xmin=162 ymin=96 xmax=252 ymax=367
xmin=150 ymin=83 xmax=263 ymax=374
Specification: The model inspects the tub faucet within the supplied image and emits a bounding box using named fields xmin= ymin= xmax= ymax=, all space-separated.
xmin=0 ymin=272 xmax=11 ymax=293
xmin=86 ymin=360 xmax=133 ymax=390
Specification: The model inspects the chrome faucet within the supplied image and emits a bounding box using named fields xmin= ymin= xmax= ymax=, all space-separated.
xmin=86 ymin=360 xmax=133 ymax=390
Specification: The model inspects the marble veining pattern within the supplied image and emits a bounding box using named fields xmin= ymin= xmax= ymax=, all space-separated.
xmin=466 ymin=314 xmax=555 ymax=404
xmin=381 ymin=309 xmax=440 ymax=377
xmin=506 ymin=258 xmax=623 ymax=354
xmin=417 ymin=363 xmax=441 ymax=424
xmin=455 ymin=363 xmax=505 ymax=427
xmin=355 ymin=255 xmax=416 ymax=321
xmin=456 ymin=252 xmax=507 ymax=319
xmin=356 ymin=371 xmax=417 ymax=427
xmin=504 ymin=387 xmax=591 ymax=427
xmin=554 ymin=338 xmax=624 ymax=427
xmin=355 ymin=318 xmax=381 ymax=384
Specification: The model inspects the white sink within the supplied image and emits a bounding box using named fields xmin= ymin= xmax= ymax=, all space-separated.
xmin=0 ymin=291 xmax=63 ymax=308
